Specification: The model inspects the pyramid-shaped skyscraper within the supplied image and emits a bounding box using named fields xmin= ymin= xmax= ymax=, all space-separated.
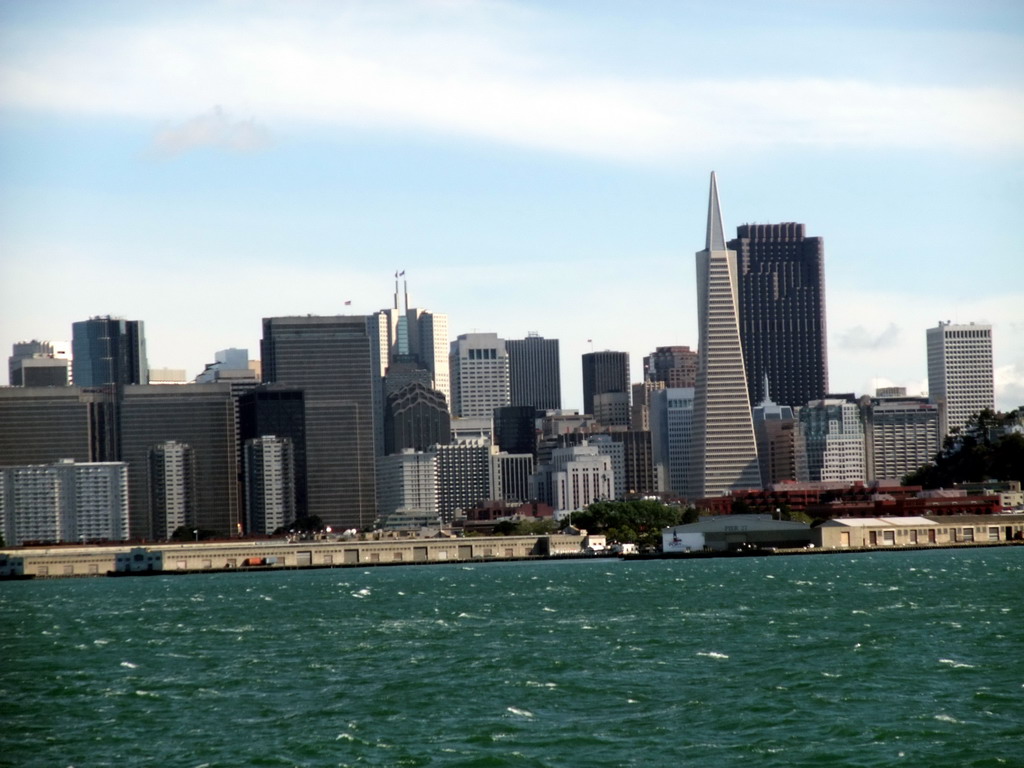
xmin=689 ymin=172 xmax=762 ymax=499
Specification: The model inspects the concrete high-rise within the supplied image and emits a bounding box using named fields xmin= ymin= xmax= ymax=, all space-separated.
xmin=148 ymin=440 xmax=198 ymax=539
xmin=261 ymin=315 xmax=378 ymax=532
xmin=926 ymin=321 xmax=994 ymax=436
xmin=861 ymin=395 xmax=942 ymax=482
xmin=238 ymin=386 xmax=307 ymax=518
xmin=752 ymin=378 xmax=797 ymax=486
xmin=730 ymin=223 xmax=827 ymax=408
xmin=690 ymin=173 xmax=762 ymax=499
xmin=644 ymin=346 xmax=697 ymax=389
xmin=243 ymin=436 xmax=296 ymax=535
xmin=449 ymin=333 xmax=510 ymax=419
xmin=507 ymin=334 xmax=561 ymax=411
xmin=650 ymin=387 xmax=695 ymax=497
xmin=795 ymin=397 xmax=866 ymax=483
xmin=0 ymin=459 xmax=129 ymax=546
xmin=582 ymin=351 xmax=629 ymax=421
xmin=72 ymin=316 xmax=148 ymax=387
xmin=384 ymin=382 xmax=450 ymax=455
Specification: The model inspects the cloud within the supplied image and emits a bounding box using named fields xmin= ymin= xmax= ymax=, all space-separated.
xmin=1 ymin=6 xmax=1022 ymax=161
xmin=150 ymin=106 xmax=272 ymax=156
xmin=995 ymin=364 xmax=1024 ymax=412
xmin=836 ymin=322 xmax=901 ymax=351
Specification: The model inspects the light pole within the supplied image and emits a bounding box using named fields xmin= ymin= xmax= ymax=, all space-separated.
xmin=193 ymin=529 xmax=199 ymax=542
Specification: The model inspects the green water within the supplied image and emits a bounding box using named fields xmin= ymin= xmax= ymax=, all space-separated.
xmin=2 ymin=548 xmax=1022 ymax=767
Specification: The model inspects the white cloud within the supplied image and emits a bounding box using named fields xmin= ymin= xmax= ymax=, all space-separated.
xmin=1 ymin=6 xmax=1022 ymax=161
xmin=150 ymin=107 xmax=272 ymax=156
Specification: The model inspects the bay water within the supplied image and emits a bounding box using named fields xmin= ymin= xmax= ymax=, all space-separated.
xmin=2 ymin=547 xmax=1022 ymax=767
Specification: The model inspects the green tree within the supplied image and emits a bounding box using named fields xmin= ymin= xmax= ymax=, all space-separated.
xmin=904 ymin=409 xmax=1024 ymax=488
xmin=561 ymin=500 xmax=685 ymax=550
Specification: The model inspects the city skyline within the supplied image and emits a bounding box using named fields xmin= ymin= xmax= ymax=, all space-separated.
xmin=1 ymin=1 xmax=1022 ymax=412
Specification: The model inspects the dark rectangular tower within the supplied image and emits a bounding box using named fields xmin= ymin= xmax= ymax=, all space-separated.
xmin=261 ymin=316 xmax=378 ymax=531
xmin=730 ymin=223 xmax=827 ymax=408
xmin=581 ymin=351 xmax=629 ymax=417
xmin=71 ymin=316 xmax=148 ymax=387
xmin=507 ymin=334 xmax=561 ymax=411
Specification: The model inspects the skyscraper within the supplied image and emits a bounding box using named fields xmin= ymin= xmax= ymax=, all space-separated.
xmin=507 ymin=334 xmax=562 ymax=411
xmin=581 ymin=351 xmax=629 ymax=420
xmin=71 ymin=316 xmax=148 ymax=387
xmin=926 ymin=321 xmax=994 ymax=436
xmin=373 ymin=275 xmax=450 ymax=410
xmin=730 ymin=222 xmax=827 ymax=408
xmin=449 ymin=333 xmax=510 ymax=419
xmin=8 ymin=340 xmax=71 ymax=387
xmin=643 ymin=346 xmax=697 ymax=389
xmin=243 ymin=435 xmax=296 ymax=535
xmin=261 ymin=315 xmax=378 ymax=531
xmin=690 ymin=173 xmax=762 ymax=499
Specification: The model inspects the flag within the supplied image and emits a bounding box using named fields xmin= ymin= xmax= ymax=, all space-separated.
xmin=399 ymin=270 xmax=405 ymax=276
xmin=344 ymin=300 xmax=352 ymax=306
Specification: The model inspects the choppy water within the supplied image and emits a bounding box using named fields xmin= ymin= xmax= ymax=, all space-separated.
xmin=2 ymin=548 xmax=1022 ymax=767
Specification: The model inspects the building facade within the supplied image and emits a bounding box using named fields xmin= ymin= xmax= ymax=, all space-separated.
xmin=752 ymin=380 xmax=797 ymax=486
xmin=148 ymin=440 xmax=197 ymax=539
xmin=0 ymin=460 xmax=129 ymax=545
xmin=377 ymin=450 xmax=439 ymax=527
xmin=650 ymin=387 xmax=695 ymax=497
xmin=581 ymin=351 xmax=629 ymax=419
xmin=643 ymin=346 xmax=697 ymax=389
xmin=71 ymin=316 xmax=148 ymax=387
xmin=243 ymin=436 xmax=296 ymax=535
xmin=690 ymin=173 xmax=762 ymax=498
xmin=261 ymin=315 xmax=378 ymax=532
xmin=926 ymin=321 xmax=994 ymax=436
xmin=431 ymin=439 xmax=492 ymax=524
xmin=862 ymin=396 xmax=942 ymax=482
xmin=384 ymin=382 xmax=450 ymax=455
xmin=449 ymin=333 xmax=510 ymax=419
xmin=730 ymin=223 xmax=827 ymax=408
xmin=795 ymin=398 xmax=866 ymax=483
xmin=507 ymin=334 xmax=561 ymax=411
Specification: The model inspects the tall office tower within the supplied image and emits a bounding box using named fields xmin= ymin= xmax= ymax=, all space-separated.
xmin=489 ymin=452 xmax=534 ymax=504
xmin=690 ymin=173 xmax=762 ymax=499
xmin=9 ymin=340 xmax=71 ymax=386
xmin=581 ymin=351 xmax=629 ymax=418
xmin=926 ymin=321 xmax=994 ymax=436
xmin=493 ymin=405 xmax=538 ymax=457
xmin=794 ymin=398 xmax=866 ymax=483
xmin=752 ymin=379 xmax=797 ymax=486
xmin=384 ymin=382 xmax=450 ymax=455
xmin=261 ymin=315 xmax=378 ymax=532
xmin=373 ymin=275 xmax=451 ymax=409
xmin=650 ymin=388 xmax=695 ymax=497
xmin=71 ymin=316 xmax=148 ymax=387
xmin=0 ymin=460 xmax=129 ymax=546
xmin=431 ymin=439 xmax=491 ymax=524
xmin=147 ymin=440 xmax=198 ymax=539
xmin=243 ymin=436 xmax=296 ymax=535
xmin=644 ymin=346 xmax=697 ymax=389
xmin=730 ymin=222 xmax=827 ymax=408
xmin=120 ymin=384 xmax=239 ymax=539
xmin=862 ymin=396 xmax=942 ymax=482
xmin=593 ymin=392 xmax=630 ymax=428
xmin=507 ymin=334 xmax=562 ymax=411
xmin=0 ymin=387 xmax=119 ymax=465
xmin=449 ymin=333 xmax=510 ymax=419
xmin=238 ymin=386 xmax=307 ymax=519
xmin=195 ymin=348 xmax=259 ymax=389
xmin=377 ymin=450 xmax=438 ymax=526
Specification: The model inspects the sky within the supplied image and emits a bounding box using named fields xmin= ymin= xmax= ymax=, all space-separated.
xmin=1 ymin=0 xmax=1022 ymax=411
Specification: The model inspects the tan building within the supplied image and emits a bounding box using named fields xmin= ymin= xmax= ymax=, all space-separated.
xmin=815 ymin=515 xmax=1024 ymax=549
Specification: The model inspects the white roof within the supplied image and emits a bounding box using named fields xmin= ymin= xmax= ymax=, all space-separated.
xmin=824 ymin=516 xmax=935 ymax=528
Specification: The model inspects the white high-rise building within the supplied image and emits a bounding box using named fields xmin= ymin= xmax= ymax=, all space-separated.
xmin=795 ymin=399 xmax=866 ymax=483
xmin=489 ymin=452 xmax=534 ymax=504
xmin=0 ymin=459 xmax=128 ymax=546
xmin=690 ymin=172 xmax=762 ymax=498
xmin=244 ymin=435 xmax=296 ymax=535
xmin=530 ymin=442 xmax=613 ymax=520
xmin=431 ymin=439 xmax=491 ymax=523
xmin=148 ymin=441 xmax=196 ymax=538
xmin=927 ymin=321 xmax=994 ymax=436
xmin=449 ymin=333 xmax=510 ymax=419
xmin=377 ymin=449 xmax=438 ymax=526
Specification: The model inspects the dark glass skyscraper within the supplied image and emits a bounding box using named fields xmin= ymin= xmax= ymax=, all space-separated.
xmin=730 ymin=223 xmax=827 ymax=408
xmin=71 ymin=316 xmax=148 ymax=387
xmin=261 ymin=316 xmax=378 ymax=531
xmin=581 ymin=351 xmax=629 ymax=417
xmin=507 ymin=334 xmax=561 ymax=411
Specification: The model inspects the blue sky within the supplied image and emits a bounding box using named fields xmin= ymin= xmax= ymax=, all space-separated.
xmin=1 ymin=0 xmax=1022 ymax=410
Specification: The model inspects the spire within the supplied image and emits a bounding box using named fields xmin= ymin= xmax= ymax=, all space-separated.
xmin=762 ymin=373 xmax=773 ymax=406
xmin=705 ymin=171 xmax=727 ymax=252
